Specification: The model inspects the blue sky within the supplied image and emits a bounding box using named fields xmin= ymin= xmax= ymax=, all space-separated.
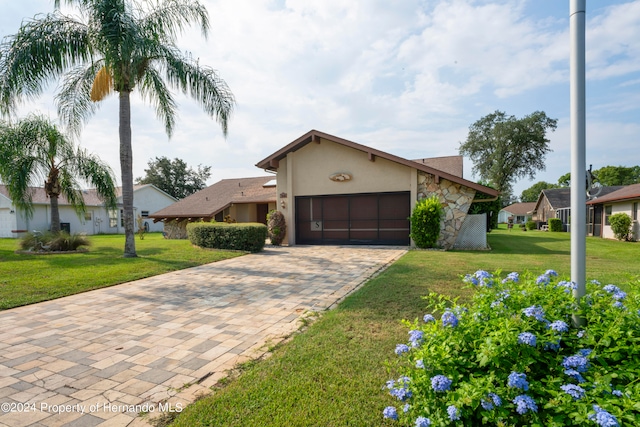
xmin=2 ymin=0 xmax=639 ymax=199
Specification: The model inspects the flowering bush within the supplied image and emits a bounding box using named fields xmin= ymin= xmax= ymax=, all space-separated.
xmin=383 ymin=270 xmax=640 ymax=426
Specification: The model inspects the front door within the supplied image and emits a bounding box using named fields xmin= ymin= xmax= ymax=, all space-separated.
xmin=257 ymin=203 xmax=269 ymax=225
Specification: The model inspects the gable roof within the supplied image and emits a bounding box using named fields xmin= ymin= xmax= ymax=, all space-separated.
xmin=149 ymin=176 xmax=276 ymax=220
xmin=586 ymin=183 xmax=640 ymax=205
xmin=256 ymin=130 xmax=498 ymax=197
xmin=501 ymin=202 xmax=536 ymax=216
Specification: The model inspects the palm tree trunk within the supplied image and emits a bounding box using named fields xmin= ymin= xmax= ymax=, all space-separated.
xmin=50 ymin=195 xmax=61 ymax=233
xmin=119 ymin=90 xmax=137 ymax=257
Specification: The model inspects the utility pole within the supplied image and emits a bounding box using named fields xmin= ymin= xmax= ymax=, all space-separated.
xmin=570 ymin=0 xmax=586 ymax=326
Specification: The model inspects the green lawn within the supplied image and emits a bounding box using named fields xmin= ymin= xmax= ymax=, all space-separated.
xmin=169 ymin=228 xmax=640 ymax=427
xmin=0 ymin=233 xmax=244 ymax=310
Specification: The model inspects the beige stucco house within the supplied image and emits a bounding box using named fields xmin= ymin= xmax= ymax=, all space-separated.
xmin=149 ymin=176 xmax=277 ymax=238
xmin=256 ymin=130 xmax=499 ymax=248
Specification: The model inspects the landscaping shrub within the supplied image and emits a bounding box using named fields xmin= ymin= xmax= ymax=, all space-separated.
xmin=384 ymin=270 xmax=639 ymax=426
xmin=609 ymin=213 xmax=632 ymax=241
xmin=526 ymin=220 xmax=537 ymax=231
xmin=267 ymin=209 xmax=287 ymax=246
xmin=410 ymin=196 xmax=443 ymax=248
xmin=19 ymin=231 xmax=90 ymax=252
xmin=187 ymin=222 xmax=267 ymax=253
xmin=548 ymin=218 xmax=563 ymax=232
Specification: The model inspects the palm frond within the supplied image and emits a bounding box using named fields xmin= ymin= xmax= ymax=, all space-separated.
xmin=58 ymin=168 xmax=87 ymax=216
xmin=137 ymin=67 xmax=177 ymax=136
xmin=162 ymin=49 xmax=235 ymax=136
xmin=140 ymin=0 xmax=210 ymax=41
xmin=0 ymin=12 xmax=91 ymax=114
xmin=73 ymin=147 xmax=118 ymax=211
xmin=56 ymin=63 xmax=103 ymax=136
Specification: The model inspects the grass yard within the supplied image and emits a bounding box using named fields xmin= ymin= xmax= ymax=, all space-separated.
xmin=169 ymin=227 xmax=639 ymax=427
xmin=0 ymin=233 xmax=244 ymax=310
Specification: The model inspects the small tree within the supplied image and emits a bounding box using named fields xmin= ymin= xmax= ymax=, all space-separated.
xmin=267 ymin=210 xmax=287 ymax=246
xmin=548 ymin=218 xmax=563 ymax=232
xmin=410 ymin=196 xmax=443 ymax=248
xmin=609 ymin=213 xmax=632 ymax=241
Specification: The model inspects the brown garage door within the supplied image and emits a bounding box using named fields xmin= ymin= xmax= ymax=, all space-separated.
xmin=295 ymin=192 xmax=410 ymax=245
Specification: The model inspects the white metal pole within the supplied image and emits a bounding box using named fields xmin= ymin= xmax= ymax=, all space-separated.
xmin=570 ymin=0 xmax=586 ymax=326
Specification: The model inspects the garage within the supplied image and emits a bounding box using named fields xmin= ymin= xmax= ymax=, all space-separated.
xmin=295 ymin=192 xmax=410 ymax=245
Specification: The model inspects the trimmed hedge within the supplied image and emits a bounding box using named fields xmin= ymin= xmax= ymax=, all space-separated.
xmin=187 ymin=222 xmax=267 ymax=253
xmin=548 ymin=217 xmax=563 ymax=232
xmin=526 ymin=220 xmax=537 ymax=231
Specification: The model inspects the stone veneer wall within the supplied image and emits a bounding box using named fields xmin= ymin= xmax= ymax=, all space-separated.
xmin=163 ymin=219 xmax=189 ymax=239
xmin=417 ymin=172 xmax=476 ymax=249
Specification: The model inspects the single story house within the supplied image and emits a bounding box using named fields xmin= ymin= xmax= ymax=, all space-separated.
xmin=498 ymin=202 xmax=536 ymax=224
xmin=586 ymin=183 xmax=640 ymax=240
xmin=0 ymin=184 xmax=176 ymax=237
xmin=531 ymin=186 xmax=624 ymax=231
xmin=255 ymin=129 xmax=499 ymax=248
xmin=149 ymin=176 xmax=277 ymax=239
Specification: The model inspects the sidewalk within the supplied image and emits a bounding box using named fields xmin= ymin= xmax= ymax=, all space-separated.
xmin=0 ymin=245 xmax=406 ymax=427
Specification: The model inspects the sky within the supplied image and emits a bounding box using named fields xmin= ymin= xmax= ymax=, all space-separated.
xmin=1 ymin=0 xmax=639 ymax=200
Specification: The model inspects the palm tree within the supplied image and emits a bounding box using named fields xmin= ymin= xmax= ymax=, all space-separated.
xmin=0 ymin=114 xmax=118 ymax=233
xmin=0 ymin=0 xmax=234 ymax=257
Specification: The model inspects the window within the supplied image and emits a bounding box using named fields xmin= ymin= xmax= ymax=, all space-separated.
xmin=84 ymin=212 xmax=92 ymax=222
xmin=141 ymin=210 xmax=149 ymax=218
xmin=108 ymin=210 xmax=118 ymax=228
xmin=604 ymin=205 xmax=612 ymax=225
xmin=120 ymin=209 xmax=125 ymax=227
xmin=634 ymin=202 xmax=638 ymax=221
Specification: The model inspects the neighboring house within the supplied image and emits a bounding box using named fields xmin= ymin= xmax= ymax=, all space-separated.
xmin=586 ymin=183 xmax=640 ymax=241
xmin=0 ymin=184 xmax=176 ymax=237
xmin=255 ymin=129 xmax=499 ymax=248
xmin=149 ymin=176 xmax=277 ymax=238
xmin=531 ymin=186 xmax=623 ymax=231
xmin=498 ymin=202 xmax=536 ymax=224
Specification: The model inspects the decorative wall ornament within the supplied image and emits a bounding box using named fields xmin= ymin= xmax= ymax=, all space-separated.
xmin=329 ymin=172 xmax=352 ymax=182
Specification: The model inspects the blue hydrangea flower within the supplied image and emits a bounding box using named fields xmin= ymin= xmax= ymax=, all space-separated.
xmin=463 ymin=274 xmax=479 ymax=286
xmin=518 ymin=332 xmax=537 ymax=347
xmin=578 ymin=349 xmax=593 ymax=357
xmin=423 ymin=314 xmax=436 ymax=323
xmin=545 ymin=269 xmax=558 ymax=277
xmin=507 ymin=371 xmax=529 ymax=391
xmin=403 ymin=403 xmax=411 ymax=412
xmin=481 ymin=392 xmax=502 ymax=410
xmin=588 ymin=405 xmax=620 ymax=427
xmin=557 ymin=280 xmax=578 ymax=293
xmin=389 ymin=377 xmax=412 ymax=401
xmin=564 ymin=369 xmax=586 ymax=383
xmin=563 ymin=354 xmax=590 ymax=373
xmin=550 ymin=320 xmax=569 ymax=333
xmin=395 ymin=344 xmax=409 ymax=355
xmin=383 ymin=406 xmax=398 ymax=420
xmin=386 ymin=379 xmax=395 ymax=390
xmin=513 ymin=394 xmax=538 ymax=414
xmin=577 ymin=330 xmax=586 ymax=338
xmin=431 ymin=375 xmax=452 ymax=392
xmin=415 ymin=416 xmax=431 ymax=427
xmin=441 ymin=310 xmax=459 ymax=327
xmin=416 ymin=359 xmax=425 ymax=369
xmin=536 ymin=274 xmax=551 ymax=286
xmin=408 ymin=330 xmax=424 ymax=347
xmin=561 ymin=384 xmax=586 ymax=400
xmin=591 ymin=279 xmax=601 ymax=285
xmin=523 ymin=305 xmax=546 ymax=322
xmin=447 ymin=405 xmax=460 ymax=421
xmin=544 ymin=340 xmax=560 ymax=352
xmin=603 ymin=284 xmax=621 ymax=294
xmin=612 ymin=389 xmax=623 ymax=397
xmin=502 ymin=271 xmax=519 ymax=283
xmin=613 ymin=301 xmax=626 ymax=309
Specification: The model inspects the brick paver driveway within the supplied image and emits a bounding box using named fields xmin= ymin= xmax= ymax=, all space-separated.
xmin=0 ymin=245 xmax=406 ymax=427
